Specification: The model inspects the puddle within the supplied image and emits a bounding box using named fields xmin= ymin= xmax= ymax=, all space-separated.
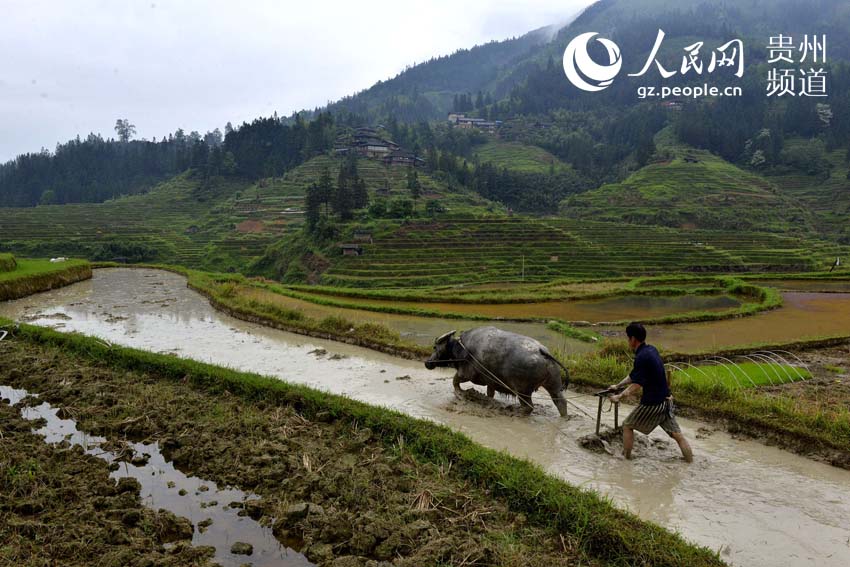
xmin=0 ymin=384 xmax=312 ymax=567
xmin=3 ymin=268 xmax=850 ymax=567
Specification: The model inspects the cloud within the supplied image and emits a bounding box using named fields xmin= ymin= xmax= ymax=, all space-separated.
xmin=0 ymin=0 xmax=592 ymax=162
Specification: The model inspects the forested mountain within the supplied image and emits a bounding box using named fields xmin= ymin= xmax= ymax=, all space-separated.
xmin=2 ymin=0 xmax=848 ymax=227
xmin=309 ymin=24 xmax=562 ymax=124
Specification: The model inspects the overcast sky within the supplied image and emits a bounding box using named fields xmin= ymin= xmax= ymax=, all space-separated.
xmin=0 ymin=0 xmax=593 ymax=162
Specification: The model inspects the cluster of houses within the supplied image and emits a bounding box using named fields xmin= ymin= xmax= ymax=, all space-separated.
xmin=334 ymin=127 xmax=425 ymax=167
xmin=447 ymin=113 xmax=501 ymax=133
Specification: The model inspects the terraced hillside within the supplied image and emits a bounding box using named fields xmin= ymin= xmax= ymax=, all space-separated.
xmin=0 ymin=175 xmax=281 ymax=270
xmin=471 ymin=140 xmax=571 ymax=174
xmin=563 ymin=147 xmax=814 ymax=234
xmin=766 ymin=141 xmax=850 ymax=242
xmin=0 ymin=155 xmax=488 ymax=270
xmin=322 ymin=218 xmax=844 ymax=287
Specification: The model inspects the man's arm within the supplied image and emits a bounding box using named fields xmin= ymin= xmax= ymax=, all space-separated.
xmin=609 ymin=376 xmax=631 ymax=390
xmin=610 ymin=383 xmax=640 ymax=403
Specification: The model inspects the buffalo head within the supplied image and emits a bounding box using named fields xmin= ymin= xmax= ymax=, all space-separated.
xmin=425 ymin=330 xmax=459 ymax=370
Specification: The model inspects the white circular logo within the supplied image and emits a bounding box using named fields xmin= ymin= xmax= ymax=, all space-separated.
xmin=563 ymin=32 xmax=622 ymax=92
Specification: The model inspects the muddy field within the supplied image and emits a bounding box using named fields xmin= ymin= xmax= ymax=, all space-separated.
xmin=764 ymin=344 xmax=850 ymax=422
xmin=6 ymin=268 xmax=850 ymax=566
xmin=0 ymin=395 xmax=217 ymax=567
xmin=0 ymin=337 xmax=598 ymax=567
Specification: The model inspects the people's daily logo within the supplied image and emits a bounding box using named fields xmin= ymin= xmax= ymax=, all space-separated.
xmin=563 ymin=29 xmax=828 ymax=99
xmin=562 ymin=32 xmax=622 ymax=92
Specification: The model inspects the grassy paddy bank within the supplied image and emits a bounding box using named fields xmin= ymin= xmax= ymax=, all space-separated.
xmin=0 ymin=257 xmax=91 ymax=301
xmin=275 ymin=275 xmax=780 ymax=327
xmin=0 ymin=323 xmax=724 ymax=567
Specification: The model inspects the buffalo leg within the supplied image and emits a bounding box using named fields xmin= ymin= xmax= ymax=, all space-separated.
xmin=453 ymin=372 xmax=466 ymax=392
xmin=518 ymin=392 xmax=534 ymax=414
xmin=486 ymin=385 xmax=495 ymax=398
xmin=543 ymin=376 xmax=568 ymax=417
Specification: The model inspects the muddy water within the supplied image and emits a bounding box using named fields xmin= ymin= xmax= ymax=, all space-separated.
xmin=628 ymin=292 xmax=850 ymax=352
xmin=0 ymin=384 xmax=311 ymax=567
xmin=3 ymin=268 xmax=850 ymax=567
xmin=299 ymin=291 xmax=742 ymax=322
xmin=756 ymin=279 xmax=850 ymax=293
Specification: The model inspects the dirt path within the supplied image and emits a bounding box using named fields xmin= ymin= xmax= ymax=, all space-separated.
xmin=0 ymin=338 xmax=598 ymax=567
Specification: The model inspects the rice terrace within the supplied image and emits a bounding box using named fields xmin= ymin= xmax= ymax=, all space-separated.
xmin=2 ymin=1 xmax=850 ymax=566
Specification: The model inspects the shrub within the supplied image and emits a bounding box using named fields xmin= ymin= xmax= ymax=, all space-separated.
xmin=318 ymin=315 xmax=354 ymax=334
xmin=0 ymin=253 xmax=16 ymax=272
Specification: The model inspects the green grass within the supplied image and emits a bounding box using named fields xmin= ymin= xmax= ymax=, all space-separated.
xmin=0 ymin=319 xmax=726 ymax=567
xmin=546 ymin=320 xmax=600 ymax=343
xmin=562 ymin=145 xmax=816 ymax=234
xmin=672 ymin=362 xmax=811 ymax=389
xmin=0 ymin=253 xmax=16 ymax=272
xmin=472 ymin=140 xmax=571 ymax=174
xmin=0 ymin=258 xmax=92 ymax=301
xmin=564 ymin=347 xmax=850 ymax=457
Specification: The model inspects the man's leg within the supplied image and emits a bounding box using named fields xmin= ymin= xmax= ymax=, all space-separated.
xmin=623 ymin=426 xmax=634 ymax=460
xmin=670 ymin=431 xmax=693 ymax=463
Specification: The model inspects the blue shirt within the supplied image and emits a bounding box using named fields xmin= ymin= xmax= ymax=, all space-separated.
xmin=629 ymin=343 xmax=670 ymax=405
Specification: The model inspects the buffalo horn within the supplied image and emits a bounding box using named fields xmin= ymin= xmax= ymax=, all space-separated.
xmin=435 ymin=330 xmax=456 ymax=345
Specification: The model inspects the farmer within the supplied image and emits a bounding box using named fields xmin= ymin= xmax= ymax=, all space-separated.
xmin=609 ymin=322 xmax=693 ymax=462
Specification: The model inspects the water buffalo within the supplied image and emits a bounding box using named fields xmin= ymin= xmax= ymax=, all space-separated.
xmin=425 ymin=326 xmax=569 ymax=417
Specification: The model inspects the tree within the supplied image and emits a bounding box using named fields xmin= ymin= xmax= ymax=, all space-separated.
xmin=407 ymin=168 xmax=421 ymax=204
xmin=368 ymin=198 xmax=387 ymax=218
xmin=333 ymin=177 xmax=353 ymax=220
xmin=39 ymin=189 xmax=57 ymax=205
xmin=204 ymin=128 xmax=223 ymax=147
xmin=305 ymin=182 xmax=322 ymax=231
xmin=425 ymin=199 xmax=445 ymax=217
xmin=635 ymin=137 xmax=656 ymax=167
xmin=114 ymin=119 xmax=136 ymax=143
xmin=352 ymin=177 xmax=368 ymax=210
xmin=316 ymin=167 xmax=333 ymax=216
xmin=390 ymin=198 xmax=414 ymax=218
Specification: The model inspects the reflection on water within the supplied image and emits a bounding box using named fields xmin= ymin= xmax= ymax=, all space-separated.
xmin=3 ymin=269 xmax=850 ymax=567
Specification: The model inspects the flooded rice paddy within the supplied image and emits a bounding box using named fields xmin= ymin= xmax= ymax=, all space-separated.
xmin=303 ymin=292 xmax=743 ymax=323
xmin=756 ymin=279 xmax=850 ymax=293
xmin=3 ymin=268 xmax=850 ymax=566
xmin=0 ymin=384 xmax=310 ymax=567
xmin=625 ymin=291 xmax=850 ymax=352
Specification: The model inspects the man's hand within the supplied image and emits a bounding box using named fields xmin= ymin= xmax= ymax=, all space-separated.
xmin=612 ymin=382 xmax=641 ymax=403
